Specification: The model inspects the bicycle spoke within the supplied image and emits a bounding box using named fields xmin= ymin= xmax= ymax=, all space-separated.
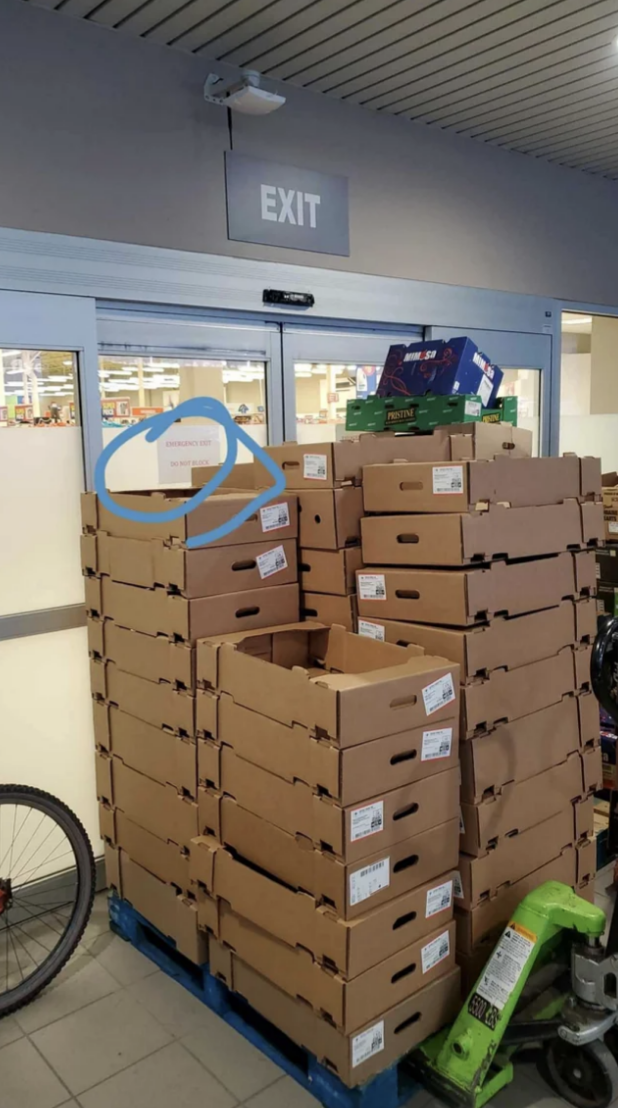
xmin=3 ymin=811 xmax=46 ymax=878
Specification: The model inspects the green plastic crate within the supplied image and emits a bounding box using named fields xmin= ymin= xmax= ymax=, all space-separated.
xmin=346 ymin=393 xmax=517 ymax=432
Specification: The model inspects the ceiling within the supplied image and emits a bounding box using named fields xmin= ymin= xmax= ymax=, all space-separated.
xmin=26 ymin=0 xmax=618 ymax=179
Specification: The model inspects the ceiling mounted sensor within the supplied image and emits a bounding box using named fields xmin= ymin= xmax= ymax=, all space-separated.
xmin=204 ymin=71 xmax=286 ymax=116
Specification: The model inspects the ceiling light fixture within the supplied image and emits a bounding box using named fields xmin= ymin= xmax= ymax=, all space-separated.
xmin=204 ymin=70 xmax=286 ymax=116
xmin=563 ymin=316 xmax=593 ymax=325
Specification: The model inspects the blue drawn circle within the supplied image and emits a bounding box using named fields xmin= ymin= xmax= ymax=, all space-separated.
xmin=94 ymin=397 xmax=286 ymax=549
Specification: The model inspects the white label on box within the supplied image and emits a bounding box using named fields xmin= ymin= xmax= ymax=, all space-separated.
xmin=475 ymin=922 xmax=536 ymax=1011
xmin=350 ymin=801 xmax=384 ymax=843
xmin=464 ymin=399 xmax=482 ymax=418
xmin=358 ymin=619 xmax=385 ymax=641
xmin=349 ymin=857 xmax=390 ymax=907
xmin=260 ymin=502 xmax=290 ymax=533
xmin=432 ymin=465 xmax=464 ymax=495
xmin=422 ymin=673 xmax=456 ymax=716
xmin=303 ymin=453 xmax=328 ymax=480
xmin=421 ymin=929 xmax=451 ymax=973
xmin=421 ymin=727 xmax=453 ymax=761
xmin=256 ymin=545 xmax=287 ymax=580
xmin=478 ymin=373 xmax=493 ymax=407
xmin=358 ymin=574 xmax=386 ymax=601
xmin=609 ymin=521 xmax=618 ymax=534
xmin=426 ymin=879 xmax=453 ymax=918
xmin=351 ymin=1021 xmax=385 ymax=1068
xmin=453 ymin=871 xmax=464 ymax=900
xmin=459 ymin=809 xmax=465 ymax=834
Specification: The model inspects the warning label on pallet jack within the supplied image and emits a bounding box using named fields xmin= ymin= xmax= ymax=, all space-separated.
xmin=468 ymin=921 xmax=536 ymax=1030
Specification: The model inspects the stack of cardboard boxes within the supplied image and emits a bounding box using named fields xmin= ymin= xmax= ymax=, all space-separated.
xmin=82 ymin=485 xmax=299 ymax=962
xmin=191 ymin=621 xmax=464 ymax=1085
xmin=596 ymin=473 xmax=618 ymax=617
xmin=354 ymin=427 xmax=604 ymax=993
xmin=263 ymin=442 xmax=364 ymax=632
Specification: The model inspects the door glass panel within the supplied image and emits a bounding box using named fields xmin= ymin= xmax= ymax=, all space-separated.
xmin=560 ymin=312 xmax=618 ymax=471
xmin=0 ymin=348 xmax=84 ymax=615
xmin=294 ymin=361 xmax=381 ymax=444
xmin=99 ymin=354 xmax=268 ymax=491
xmin=497 ymin=368 xmax=541 ymax=456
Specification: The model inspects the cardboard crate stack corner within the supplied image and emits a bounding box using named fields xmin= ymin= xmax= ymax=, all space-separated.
xmin=354 ymin=422 xmax=604 ymax=997
xmin=262 ymin=441 xmax=364 ymax=632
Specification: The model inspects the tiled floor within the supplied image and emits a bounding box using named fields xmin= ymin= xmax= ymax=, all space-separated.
xmin=1 ymin=868 xmax=616 ymax=1108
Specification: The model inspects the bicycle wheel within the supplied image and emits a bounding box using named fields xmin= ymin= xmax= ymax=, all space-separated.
xmin=0 ymin=785 xmax=96 ymax=1018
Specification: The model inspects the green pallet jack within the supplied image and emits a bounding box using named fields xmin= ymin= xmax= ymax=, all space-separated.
xmin=345 ymin=394 xmax=517 ymax=433
xmin=412 ymin=615 xmax=618 ymax=1108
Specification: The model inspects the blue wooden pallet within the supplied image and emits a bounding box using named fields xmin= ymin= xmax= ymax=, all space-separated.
xmin=109 ymin=895 xmax=421 ymax=1108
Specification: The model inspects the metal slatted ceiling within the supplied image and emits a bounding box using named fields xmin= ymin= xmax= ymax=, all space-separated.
xmin=25 ymin=0 xmax=618 ymax=178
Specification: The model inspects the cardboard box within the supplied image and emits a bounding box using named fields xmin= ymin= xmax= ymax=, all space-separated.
xmin=220 ymin=746 xmax=460 ymax=864
xmin=456 ymin=805 xmax=587 ymax=910
xmin=191 ymin=839 xmax=456 ymax=978
xmin=82 ymin=532 xmax=298 ymax=596
xmin=460 ymin=647 xmax=591 ymax=737
xmin=81 ymin=489 xmax=298 ymax=546
xmin=106 ymin=848 xmax=208 ymax=963
xmin=101 ymin=805 xmax=191 ymax=893
xmin=597 ymin=583 xmax=618 ymax=617
xmin=298 ymin=487 xmax=364 ymax=549
xmin=460 ymin=750 xmax=600 ymax=857
xmin=191 ymin=462 xmax=256 ymax=489
xmin=301 ymin=591 xmax=357 ymax=631
xmin=85 ymin=576 xmax=300 ymax=642
xmin=299 ymin=547 xmax=363 ymax=595
xmin=198 ymin=737 xmax=220 ymax=788
xmin=218 ymin=904 xmax=456 ymax=1034
xmin=360 ymin=502 xmax=602 ymax=567
xmin=214 ymin=691 xmax=459 ymax=805
xmin=261 ymin=441 xmax=361 ymax=489
xmin=212 ymin=950 xmax=461 ymax=1088
xmin=597 ymin=547 xmax=618 ymax=585
xmin=93 ymin=700 xmax=197 ymax=797
xmin=90 ymin=659 xmax=196 ymax=736
xmin=455 ymin=849 xmax=577 ymax=954
xmin=357 ymin=600 xmax=596 ymax=681
xmin=356 ymin=551 xmax=596 ymax=628
xmin=602 ymin=473 xmax=618 ymax=540
xmin=88 ymin=617 xmax=194 ymax=687
xmin=460 ymin=694 xmax=599 ymax=802
xmin=221 ymin=797 xmax=460 ymax=920
xmin=359 ymin=424 xmax=532 ymax=466
xmin=95 ymin=751 xmax=200 ymax=851
xmin=362 ymin=456 xmax=601 ymax=515
xmin=197 ymin=623 xmax=459 ymax=747
xmin=377 ymin=338 xmax=502 ymax=406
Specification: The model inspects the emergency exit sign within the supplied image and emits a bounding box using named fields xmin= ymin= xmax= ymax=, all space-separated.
xmin=225 ymin=151 xmax=349 ymax=257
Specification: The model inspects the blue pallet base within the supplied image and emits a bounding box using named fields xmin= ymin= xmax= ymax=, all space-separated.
xmin=109 ymin=895 xmax=420 ymax=1108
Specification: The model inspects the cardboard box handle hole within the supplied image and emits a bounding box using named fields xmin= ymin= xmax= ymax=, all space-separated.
xmin=235 ymin=606 xmax=260 ymax=618
xmin=314 ymin=514 xmax=322 ymax=523
xmin=397 ymin=534 xmax=419 ymax=544
xmin=392 ymin=909 xmax=417 ymax=931
xmin=395 ymin=590 xmax=420 ymax=600
xmin=390 ymin=749 xmax=418 ymax=766
xmin=400 ymin=482 xmax=423 ymax=491
xmin=391 ymin=962 xmax=417 ymax=984
xmin=395 ymin=1011 xmax=421 ymax=1035
xmin=231 ymin=559 xmax=257 ymax=572
xmin=393 ymin=802 xmax=419 ymax=822
xmin=393 ymin=853 xmax=419 ymax=874
xmin=283 ymin=461 xmax=300 ymax=469
xmin=389 ymin=694 xmax=418 ymax=710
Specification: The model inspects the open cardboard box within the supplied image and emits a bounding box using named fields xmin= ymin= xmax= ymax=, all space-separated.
xmin=260 ymin=441 xmax=361 ymax=489
xmin=460 ymin=748 xmax=601 ymax=857
xmin=196 ymin=622 xmax=459 ymax=747
xmin=191 ymin=837 xmax=456 ymax=979
xmin=357 ymin=600 xmax=596 ymax=682
xmin=457 ymin=801 xmax=594 ymax=911
xmin=299 ymin=547 xmax=363 ymax=596
xmin=298 ymin=487 xmax=364 ymax=549
xmin=220 ymin=745 xmax=460 ymax=865
xmin=81 ymin=489 xmax=297 ymax=546
xmin=360 ymin=501 xmax=603 ymax=567
xmin=210 ymin=946 xmax=461 ymax=1088
xmin=356 ymin=551 xmax=596 ymax=628
xmin=82 ymin=531 xmax=298 ymax=597
xmin=460 ymin=694 xmax=599 ymax=802
xmin=220 ymin=796 xmax=460 ymax=920
xmin=460 ymin=646 xmax=591 ymax=737
xmin=207 ymin=690 xmax=459 ymax=806
xmin=218 ymin=903 xmax=456 ymax=1035
xmin=93 ymin=700 xmax=197 ymax=798
xmin=362 ymin=455 xmax=601 ymax=514
xmin=359 ymin=423 xmax=532 ymax=466
xmin=85 ymin=575 xmax=299 ymax=642
xmin=301 ymin=591 xmax=358 ymax=632
xmin=105 ymin=847 xmax=208 ymax=963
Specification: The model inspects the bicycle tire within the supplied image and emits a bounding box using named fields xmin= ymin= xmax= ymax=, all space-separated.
xmin=0 ymin=785 xmax=96 ymax=1018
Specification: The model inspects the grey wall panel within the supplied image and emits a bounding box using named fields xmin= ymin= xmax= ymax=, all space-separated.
xmin=4 ymin=0 xmax=618 ymax=304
